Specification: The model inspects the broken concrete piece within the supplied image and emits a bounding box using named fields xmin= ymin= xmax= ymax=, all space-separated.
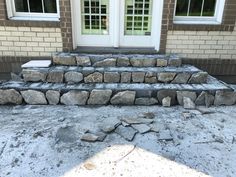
xmin=121 ymin=117 xmax=154 ymax=124
xmin=115 ymin=125 xmax=137 ymax=141
xmin=131 ymin=124 xmax=151 ymax=134
xmin=162 ymin=96 xmax=171 ymax=107
xmin=183 ymin=97 xmax=196 ymax=109
xmin=81 ymin=133 xmax=99 ymax=142
xmin=158 ymin=130 xmax=173 ymax=141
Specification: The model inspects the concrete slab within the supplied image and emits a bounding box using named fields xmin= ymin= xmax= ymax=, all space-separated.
xmin=21 ymin=60 xmax=51 ymax=68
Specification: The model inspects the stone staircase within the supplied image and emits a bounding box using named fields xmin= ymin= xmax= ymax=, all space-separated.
xmin=0 ymin=53 xmax=235 ymax=107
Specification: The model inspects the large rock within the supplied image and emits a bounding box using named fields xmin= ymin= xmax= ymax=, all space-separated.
xmin=177 ymin=91 xmax=197 ymax=105
xmin=195 ymin=91 xmax=206 ymax=106
xmin=130 ymin=57 xmax=143 ymax=67
xmin=22 ymin=69 xmax=48 ymax=82
xmin=188 ymin=72 xmax=208 ymax=84
xmin=158 ymin=73 xmax=176 ymax=83
xmin=60 ymin=91 xmax=89 ymax=105
xmin=135 ymin=97 xmax=158 ymax=105
xmin=168 ymin=56 xmax=182 ymax=67
xmin=171 ymin=73 xmax=191 ymax=84
xmin=0 ymin=89 xmax=22 ymax=105
xmin=157 ymin=90 xmax=177 ymax=105
xmin=64 ymin=71 xmax=83 ymax=83
xmin=93 ymin=58 xmax=116 ymax=67
xmin=53 ymin=54 xmax=76 ymax=65
xmin=46 ymin=90 xmax=60 ymax=105
xmin=145 ymin=72 xmax=157 ymax=83
xmin=87 ymin=89 xmax=112 ymax=105
xmin=183 ymin=97 xmax=196 ymax=109
xmin=104 ymin=72 xmax=120 ymax=83
xmin=76 ymin=56 xmax=91 ymax=66
xmin=142 ymin=58 xmax=156 ymax=67
xmin=156 ymin=58 xmax=168 ymax=67
xmin=120 ymin=72 xmax=131 ymax=83
xmin=117 ymin=56 xmax=130 ymax=66
xmin=132 ymin=72 xmax=145 ymax=83
xmin=84 ymin=72 xmax=103 ymax=83
xmin=110 ymin=91 xmax=136 ymax=105
xmin=47 ymin=70 xmax=64 ymax=83
xmin=205 ymin=93 xmax=215 ymax=107
xmin=21 ymin=90 xmax=47 ymax=105
xmin=214 ymin=91 xmax=236 ymax=106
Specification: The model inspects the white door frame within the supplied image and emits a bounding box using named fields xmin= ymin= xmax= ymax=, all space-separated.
xmin=70 ymin=0 xmax=163 ymax=51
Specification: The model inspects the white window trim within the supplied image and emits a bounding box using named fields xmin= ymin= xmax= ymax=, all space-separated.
xmin=173 ymin=0 xmax=225 ymax=25
xmin=6 ymin=0 xmax=60 ymax=21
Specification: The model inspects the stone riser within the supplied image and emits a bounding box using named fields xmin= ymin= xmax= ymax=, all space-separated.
xmin=22 ymin=65 xmax=208 ymax=84
xmin=0 ymin=79 xmax=235 ymax=107
xmin=52 ymin=53 xmax=182 ymax=67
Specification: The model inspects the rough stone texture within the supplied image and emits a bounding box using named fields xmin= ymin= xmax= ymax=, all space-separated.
xmin=132 ymin=72 xmax=145 ymax=83
xmin=157 ymin=90 xmax=177 ymax=106
xmin=145 ymin=72 xmax=157 ymax=83
xmin=121 ymin=117 xmax=154 ymax=124
xmin=46 ymin=90 xmax=60 ymax=105
xmin=183 ymin=97 xmax=196 ymax=109
xmin=131 ymin=124 xmax=151 ymax=134
xmin=104 ymin=72 xmax=120 ymax=83
xmin=60 ymin=91 xmax=89 ymax=105
xmin=93 ymin=58 xmax=116 ymax=67
xmin=135 ymin=98 xmax=158 ymax=105
xmin=117 ymin=57 xmax=130 ymax=66
xmin=168 ymin=58 xmax=182 ymax=67
xmin=0 ymin=89 xmax=22 ymax=105
xmin=84 ymin=72 xmax=103 ymax=83
xmin=158 ymin=130 xmax=173 ymax=141
xmin=158 ymin=73 xmax=176 ymax=83
xmin=162 ymin=96 xmax=171 ymax=107
xmin=156 ymin=59 xmax=168 ymax=67
xmin=76 ymin=56 xmax=91 ymax=66
xmin=81 ymin=133 xmax=99 ymax=142
xmin=87 ymin=89 xmax=112 ymax=105
xmin=115 ymin=125 xmax=137 ymax=141
xmin=110 ymin=91 xmax=136 ymax=105
xmin=22 ymin=69 xmax=47 ymax=82
xmin=120 ymin=72 xmax=131 ymax=83
xmin=214 ymin=91 xmax=236 ymax=106
xmin=195 ymin=91 xmax=206 ymax=106
xmin=130 ymin=57 xmax=143 ymax=67
xmin=64 ymin=71 xmax=83 ymax=83
xmin=47 ymin=70 xmax=64 ymax=83
xmin=205 ymin=93 xmax=215 ymax=107
xmin=142 ymin=58 xmax=156 ymax=67
xmin=100 ymin=117 xmax=121 ymax=133
xmin=188 ymin=72 xmax=208 ymax=84
xmin=171 ymin=73 xmax=191 ymax=84
xmin=177 ymin=91 xmax=197 ymax=106
xmin=21 ymin=90 xmax=47 ymax=105
xmin=53 ymin=55 xmax=76 ymax=66
xmin=11 ymin=72 xmax=23 ymax=82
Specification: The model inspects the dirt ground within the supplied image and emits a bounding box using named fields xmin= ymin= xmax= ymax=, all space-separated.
xmin=0 ymin=105 xmax=236 ymax=177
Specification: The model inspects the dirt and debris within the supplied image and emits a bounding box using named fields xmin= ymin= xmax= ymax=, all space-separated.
xmin=0 ymin=105 xmax=236 ymax=177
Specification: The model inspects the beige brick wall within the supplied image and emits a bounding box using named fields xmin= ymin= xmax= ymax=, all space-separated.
xmin=166 ymin=24 xmax=236 ymax=59
xmin=0 ymin=26 xmax=63 ymax=57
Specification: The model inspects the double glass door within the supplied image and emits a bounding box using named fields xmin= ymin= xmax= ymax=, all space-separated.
xmin=74 ymin=0 xmax=161 ymax=48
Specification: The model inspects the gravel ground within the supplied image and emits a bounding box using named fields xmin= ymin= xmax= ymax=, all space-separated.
xmin=0 ymin=105 xmax=236 ymax=177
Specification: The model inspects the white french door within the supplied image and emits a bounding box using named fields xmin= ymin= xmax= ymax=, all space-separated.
xmin=72 ymin=0 xmax=163 ymax=50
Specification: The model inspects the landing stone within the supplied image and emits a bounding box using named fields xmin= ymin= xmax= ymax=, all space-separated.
xmin=158 ymin=73 xmax=176 ymax=83
xmin=110 ymin=91 xmax=135 ymax=105
xmin=21 ymin=90 xmax=47 ymax=105
xmin=162 ymin=96 xmax=171 ymax=107
xmin=76 ymin=56 xmax=91 ymax=66
xmin=214 ymin=91 xmax=236 ymax=106
xmin=0 ymin=89 xmax=22 ymax=105
xmin=115 ymin=125 xmax=137 ymax=141
xmin=135 ymin=97 xmax=158 ymax=105
xmin=87 ymin=89 xmax=112 ymax=105
xmin=46 ymin=90 xmax=60 ymax=105
xmin=84 ymin=72 xmax=103 ymax=83
xmin=158 ymin=130 xmax=173 ymax=141
xmin=177 ymin=91 xmax=197 ymax=105
xmin=64 ymin=71 xmax=83 ymax=83
xmin=21 ymin=60 xmax=51 ymax=68
xmin=93 ymin=58 xmax=116 ymax=67
xmin=60 ymin=91 xmax=89 ymax=105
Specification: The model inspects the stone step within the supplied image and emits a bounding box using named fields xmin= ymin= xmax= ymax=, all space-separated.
xmin=0 ymin=76 xmax=235 ymax=107
xmin=21 ymin=65 xmax=208 ymax=84
xmin=52 ymin=53 xmax=182 ymax=67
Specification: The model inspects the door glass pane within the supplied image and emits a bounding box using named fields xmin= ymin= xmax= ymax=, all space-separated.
xmin=124 ymin=0 xmax=152 ymax=36
xmin=44 ymin=0 xmax=57 ymax=13
xmin=14 ymin=0 xmax=29 ymax=12
xmin=175 ymin=0 xmax=188 ymax=16
xmin=29 ymin=0 xmax=43 ymax=13
xmin=81 ymin=0 xmax=109 ymax=35
xmin=189 ymin=0 xmax=203 ymax=16
xmin=202 ymin=0 xmax=216 ymax=16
